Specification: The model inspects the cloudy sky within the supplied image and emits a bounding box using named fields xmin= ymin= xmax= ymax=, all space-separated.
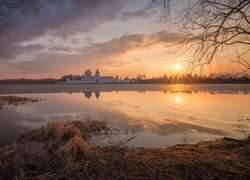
xmin=0 ymin=0 xmax=244 ymax=79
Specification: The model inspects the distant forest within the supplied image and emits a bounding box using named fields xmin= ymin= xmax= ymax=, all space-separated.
xmin=140 ymin=74 xmax=250 ymax=84
xmin=0 ymin=74 xmax=250 ymax=84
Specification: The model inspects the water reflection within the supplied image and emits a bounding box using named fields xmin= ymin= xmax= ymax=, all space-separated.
xmin=80 ymin=90 xmax=250 ymax=101
xmin=175 ymin=95 xmax=182 ymax=103
xmin=168 ymin=90 xmax=249 ymax=95
xmin=0 ymin=87 xmax=250 ymax=147
xmin=82 ymin=91 xmax=100 ymax=100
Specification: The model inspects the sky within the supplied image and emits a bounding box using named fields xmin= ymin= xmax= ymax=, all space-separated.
xmin=0 ymin=0 xmax=248 ymax=79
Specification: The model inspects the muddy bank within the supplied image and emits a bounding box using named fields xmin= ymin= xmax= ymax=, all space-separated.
xmin=0 ymin=96 xmax=41 ymax=109
xmin=0 ymin=120 xmax=249 ymax=179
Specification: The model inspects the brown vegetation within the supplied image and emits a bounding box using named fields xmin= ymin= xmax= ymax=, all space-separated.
xmin=0 ymin=96 xmax=41 ymax=109
xmin=0 ymin=120 xmax=249 ymax=179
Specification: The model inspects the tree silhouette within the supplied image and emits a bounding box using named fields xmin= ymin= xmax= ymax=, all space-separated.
xmin=151 ymin=0 xmax=250 ymax=74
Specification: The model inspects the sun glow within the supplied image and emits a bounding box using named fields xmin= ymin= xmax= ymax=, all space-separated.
xmin=175 ymin=64 xmax=181 ymax=71
xmin=175 ymin=95 xmax=181 ymax=103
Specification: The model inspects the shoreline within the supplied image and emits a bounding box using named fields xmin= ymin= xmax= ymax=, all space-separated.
xmin=0 ymin=83 xmax=250 ymax=94
xmin=0 ymin=120 xmax=249 ymax=179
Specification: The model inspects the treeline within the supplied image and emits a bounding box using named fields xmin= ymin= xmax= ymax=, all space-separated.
xmin=0 ymin=78 xmax=59 ymax=84
xmin=139 ymin=74 xmax=250 ymax=84
xmin=0 ymin=74 xmax=250 ymax=84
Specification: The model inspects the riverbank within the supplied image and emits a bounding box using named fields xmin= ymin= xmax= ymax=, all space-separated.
xmin=0 ymin=120 xmax=249 ymax=179
xmin=1 ymin=84 xmax=250 ymax=94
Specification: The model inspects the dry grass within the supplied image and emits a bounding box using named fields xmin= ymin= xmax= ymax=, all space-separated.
xmin=0 ymin=96 xmax=41 ymax=108
xmin=0 ymin=120 xmax=249 ymax=179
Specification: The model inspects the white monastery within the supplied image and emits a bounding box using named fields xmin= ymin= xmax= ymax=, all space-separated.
xmin=65 ymin=69 xmax=131 ymax=84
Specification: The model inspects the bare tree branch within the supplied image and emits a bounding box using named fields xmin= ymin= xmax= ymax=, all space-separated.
xmin=151 ymin=0 xmax=250 ymax=74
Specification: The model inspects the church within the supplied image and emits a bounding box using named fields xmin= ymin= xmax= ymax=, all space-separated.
xmin=80 ymin=69 xmax=119 ymax=83
xmin=65 ymin=69 xmax=125 ymax=84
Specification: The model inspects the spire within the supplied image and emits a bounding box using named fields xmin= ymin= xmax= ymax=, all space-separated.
xmin=95 ymin=91 xmax=100 ymax=100
xmin=95 ymin=68 xmax=100 ymax=77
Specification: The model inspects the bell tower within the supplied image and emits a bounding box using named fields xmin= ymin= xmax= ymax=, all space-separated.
xmin=95 ymin=68 xmax=100 ymax=77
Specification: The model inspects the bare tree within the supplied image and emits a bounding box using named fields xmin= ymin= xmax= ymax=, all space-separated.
xmin=151 ymin=0 xmax=250 ymax=74
xmin=150 ymin=0 xmax=171 ymax=22
xmin=0 ymin=0 xmax=39 ymax=36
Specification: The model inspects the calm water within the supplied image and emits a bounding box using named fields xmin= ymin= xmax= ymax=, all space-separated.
xmin=0 ymin=84 xmax=250 ymax=147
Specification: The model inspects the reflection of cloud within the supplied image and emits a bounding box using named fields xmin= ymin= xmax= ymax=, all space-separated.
xmin=107 ymin=99 xmax=130 ymax=106
xmin=103 ymin=99 xmax=142 ymax=109
xmin=0 ymin=109 xmax=44 ymax=147
xmin=0 ymin=91 xmax=230 ymax=148
xmin=45 ymin=113 xmax=87 ymax=121
xmin=15 ymin=106 xmax=38 ymax=115
xmin=91 ymin=107 xmax=227 ymax=137
xmin=152 ymin=120 xmax=227 ymax=136
xmin=18 ymin=121 xmax=44 ymax=128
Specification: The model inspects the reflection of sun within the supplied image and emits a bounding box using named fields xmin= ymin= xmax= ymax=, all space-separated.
xmin=175 ymin=64 xmax=181 ymax=71
xmin=175 ymin=95 xmax=181 ymax=103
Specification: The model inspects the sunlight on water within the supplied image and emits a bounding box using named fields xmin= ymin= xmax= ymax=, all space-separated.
xmin=175 ymin=95 xmax=182 ymax=103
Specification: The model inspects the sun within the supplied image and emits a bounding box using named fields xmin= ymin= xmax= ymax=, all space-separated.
xmin=175 ymin=64 xmax=181 ymax=71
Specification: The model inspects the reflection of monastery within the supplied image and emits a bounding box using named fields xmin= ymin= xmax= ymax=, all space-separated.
xmin=66 ymin=69 xmax=131 ymax=84
xmin=82 ymin=91 xmax=100 ymax=100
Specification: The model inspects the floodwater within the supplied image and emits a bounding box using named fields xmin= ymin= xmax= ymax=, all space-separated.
xmin=0 ymin=84 xmax=250 ymax=147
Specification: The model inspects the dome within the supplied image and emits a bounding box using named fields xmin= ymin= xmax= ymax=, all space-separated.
xmin=84 ymin=69 xmax=92 ymax=76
